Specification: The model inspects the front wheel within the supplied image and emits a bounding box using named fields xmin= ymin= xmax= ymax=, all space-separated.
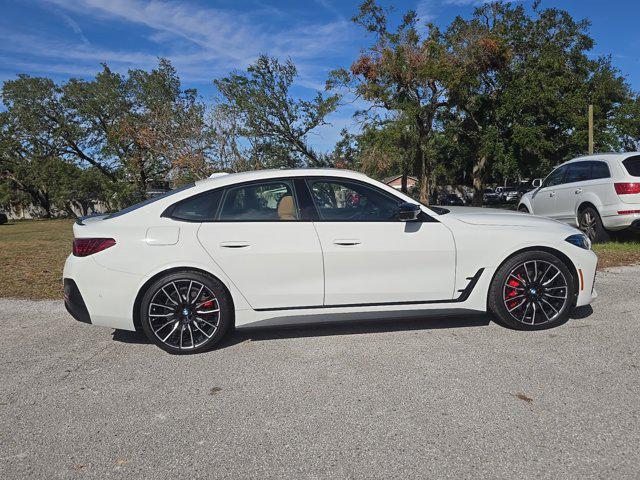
xmin=488 ymin=251 xmax=576 ymax=330
xmin=140 ymin=271 xmax=233 ymax=354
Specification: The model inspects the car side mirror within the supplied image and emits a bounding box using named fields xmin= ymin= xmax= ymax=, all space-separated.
xmin=398 ymin=202 xmax=421 ymax=222
xmin=532 ymin=178 xmax=542 ymax=188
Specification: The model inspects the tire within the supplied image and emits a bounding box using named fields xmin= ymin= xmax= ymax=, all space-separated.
xmin=518 ymin=205 xmax=530 ymax=213
xmin=578 ymin=206 xmax=609 ymax=243
xmin=140 ymin=271 xmax=233 ymax=354
xmin=488 ymin=250 xmax=576 ymax=330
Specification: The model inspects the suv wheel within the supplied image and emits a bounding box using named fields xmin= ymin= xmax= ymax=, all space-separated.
xmin=578 ymin=206 xmax=609 ymax=243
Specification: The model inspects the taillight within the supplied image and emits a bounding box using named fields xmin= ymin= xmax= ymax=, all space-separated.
xmin=614 ymin=182 xmax=640 ymax=195
xmin=73 ymin=238 xmax=116 ymax=257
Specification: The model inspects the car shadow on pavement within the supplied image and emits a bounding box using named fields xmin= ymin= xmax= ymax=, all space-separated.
xmin=226 ymin=313 xmax=493 ymax=346
xmin=111 ymin=311 xmax=493 ymax=347
xmin=111 ymin=306 xmax=594 ymax=348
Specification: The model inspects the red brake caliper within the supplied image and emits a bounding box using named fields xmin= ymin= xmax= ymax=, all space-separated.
xmin=200 ymin=300 xmax=215 ymax=314
xmin=506 ymin=278 xmax=521 ymax=309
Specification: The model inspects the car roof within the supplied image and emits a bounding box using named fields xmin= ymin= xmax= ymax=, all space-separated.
xmin=560 ymin=152 xmax=640 ymax=166
xmin=194 ymin=168 xmax=370 ymax=188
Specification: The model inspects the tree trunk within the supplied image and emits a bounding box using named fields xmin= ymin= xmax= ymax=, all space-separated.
xmin=401 ymin=167 xmax=408 ymax=194
xmin=471 ymin=155 xmax=487 ymax=207
xmin=413 ymin=135 xmax=429 ymax=204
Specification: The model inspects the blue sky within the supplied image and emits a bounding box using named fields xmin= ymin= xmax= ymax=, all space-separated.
xmin=2 ymin=0 xmax=639 ymax=151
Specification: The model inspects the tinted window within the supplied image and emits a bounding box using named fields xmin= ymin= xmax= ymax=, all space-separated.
xmin=623 ymin=155 xmax=640 ymax=177
xmin=106 ymin=183 xmax=195 ymax=219
xmin=541 ymin=165 xmax=567 ymax=188
xmin=309 ymin=179 xmax=400 ymax=221
xmin=590 ymin=161 xmax=611 ymax=180
xmin=219 ymin=181 xmax=298 ymax=221
xmin=167 ymin=189 xmax=223 ymax=222
xmin=564 ymin=162 xmax=591 ymax=183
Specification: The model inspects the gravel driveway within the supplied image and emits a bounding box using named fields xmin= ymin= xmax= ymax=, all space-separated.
xmin=1 ymin=266 xmax=639 ymax=479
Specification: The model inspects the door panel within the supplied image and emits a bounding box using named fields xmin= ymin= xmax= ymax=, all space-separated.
xmin=198 ymin=223 xmax=324 ymax=309
xmin=531 ymin=165 xmax=568 ymax=217
xmin=532 ymin=187 xmax=557 ymax=216
xmin=197 ymin=179 xmax=324 ymax=310
xmin=305 ymin=177 xmax=456 ymax=305
xmin=313 ymin=221 xmax=456 ymax=305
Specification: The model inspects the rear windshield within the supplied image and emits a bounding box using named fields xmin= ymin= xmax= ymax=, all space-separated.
xmin=623 ymin=155 xmax=640 ymax=177
xmin=106 ymin=183 xmax=195 ymax=219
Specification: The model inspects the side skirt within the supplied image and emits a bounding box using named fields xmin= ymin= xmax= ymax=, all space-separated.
xmin=254 ymin=268 xmax=485 ymax=312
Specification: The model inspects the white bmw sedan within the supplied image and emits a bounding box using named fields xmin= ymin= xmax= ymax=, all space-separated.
xmin=64 ymin=169 xmax=598 ymax=353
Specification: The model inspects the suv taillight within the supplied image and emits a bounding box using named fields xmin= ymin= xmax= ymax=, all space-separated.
xmin=73 ymin=238 xmax=116 ymax=257
xmin=614 ymin=182 xmax=640 ymax=195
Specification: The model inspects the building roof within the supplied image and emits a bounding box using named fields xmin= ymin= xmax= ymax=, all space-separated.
xmin=382 ymin=174 xmax=419 ymax=184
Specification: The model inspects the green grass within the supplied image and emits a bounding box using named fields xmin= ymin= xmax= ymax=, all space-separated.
xmin=0 ymin=219 xmax=74 ymax=299
xmin=593 ymin=238 xmax=640 ymax=269
xmin=0 ymin=218 xmax=639 ymax=300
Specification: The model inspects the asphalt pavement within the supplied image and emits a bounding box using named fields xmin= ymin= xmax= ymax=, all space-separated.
xmin=1 ymin=266 xmax=639 ymax=479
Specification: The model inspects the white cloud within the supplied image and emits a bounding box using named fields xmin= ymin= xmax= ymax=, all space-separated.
xmin=42 ymin=0 xmax=350 ymax=63
xmin=416 ymin=0 xmax=436 ymax=24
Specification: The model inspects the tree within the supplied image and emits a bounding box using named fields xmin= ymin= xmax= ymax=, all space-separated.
xmin=444 ymin=4 xmax=512 ymax=204
xmin=214 ymin=55 xmax=340 ymax=169
xmin=329 ymin=0 xmax=454 ymax=203
xmin=2 ymin=59 xmax=210 ymax=206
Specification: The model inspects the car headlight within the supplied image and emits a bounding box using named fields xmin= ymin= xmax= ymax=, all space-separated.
xmin=565 ymin=233 xmax=591 ymax=250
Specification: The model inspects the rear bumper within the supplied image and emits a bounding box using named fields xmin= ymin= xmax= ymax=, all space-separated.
xmin=64 ymin=278 xmax=91 ymax=324
xmin=601 ymin=208 xmax=640 ymax=231
xmin=63 ymin=254 xmax=141 ymax=331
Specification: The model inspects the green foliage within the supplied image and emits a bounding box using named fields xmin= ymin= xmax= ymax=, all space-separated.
xmin=214 ymin=55 xmax=340 ymax=168
xmin=3 ymin=1 xmax=640 ymax=217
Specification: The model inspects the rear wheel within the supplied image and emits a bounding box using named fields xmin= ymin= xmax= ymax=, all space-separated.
xmin=140 ymin=271 xmax=232 ymax=354
xmin=489 ymin=251 xmax=576 ymax=330
xmin=578 ymin=206 xmax=609 ymax=243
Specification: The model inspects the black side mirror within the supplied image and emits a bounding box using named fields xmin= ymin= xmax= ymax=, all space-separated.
xmin=398 ymin=202 xmax=421 ymax=222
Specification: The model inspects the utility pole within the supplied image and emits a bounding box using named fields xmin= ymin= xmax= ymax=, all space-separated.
xmin=588 ymin=104 xmax=594 ymax=155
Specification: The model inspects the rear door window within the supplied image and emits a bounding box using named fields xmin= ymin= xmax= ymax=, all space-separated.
xmin=622 ymin=155 xmax=640 ymax=177
xmin=219 ymin=180 xmax=299 ymax=221
xmin=590 ymin=161 xmax=611 ymax=180
xmin=564 ymin=162 xmax=591 ymax=183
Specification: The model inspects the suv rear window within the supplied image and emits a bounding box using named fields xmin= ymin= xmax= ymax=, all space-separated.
xmin=623 ymin=155 xmax=640 ymax=177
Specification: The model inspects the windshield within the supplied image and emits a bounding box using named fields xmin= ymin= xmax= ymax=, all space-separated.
xmin=106 ymin=183 xmax=195 ymax=219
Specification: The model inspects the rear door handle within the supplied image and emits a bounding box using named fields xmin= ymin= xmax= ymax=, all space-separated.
xmin=333 ymin=239 xmax=361 ymax=246
xmin=219 ymin=241 xmax=251 ymax=248
xmin=575 ymin=188 xmax=583 ymax=194
xmin=549 ymin=191 xmax=556 ymax=197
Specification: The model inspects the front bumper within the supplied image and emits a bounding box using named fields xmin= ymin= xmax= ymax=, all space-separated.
xmin=573 ymin=248 xmax=598 ymax=307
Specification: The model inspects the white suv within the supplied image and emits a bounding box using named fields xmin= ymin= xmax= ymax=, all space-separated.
xmin=518 ymin=153 xmax=640 ymax=242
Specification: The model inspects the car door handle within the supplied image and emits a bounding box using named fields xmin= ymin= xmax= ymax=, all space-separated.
xmin=549 ymin=191 xmax=556 ymax=197
xmin=575 ymin=188 xmax=583 ymax=194
xmin=219 ymin=241 xmax=251 ymax=248
xmin=333 ymin=239 xmax=361 ymax=246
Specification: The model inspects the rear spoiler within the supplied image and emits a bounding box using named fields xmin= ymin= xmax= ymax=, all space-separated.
xmin=75 ymin=213 xmax=108 ymax=226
